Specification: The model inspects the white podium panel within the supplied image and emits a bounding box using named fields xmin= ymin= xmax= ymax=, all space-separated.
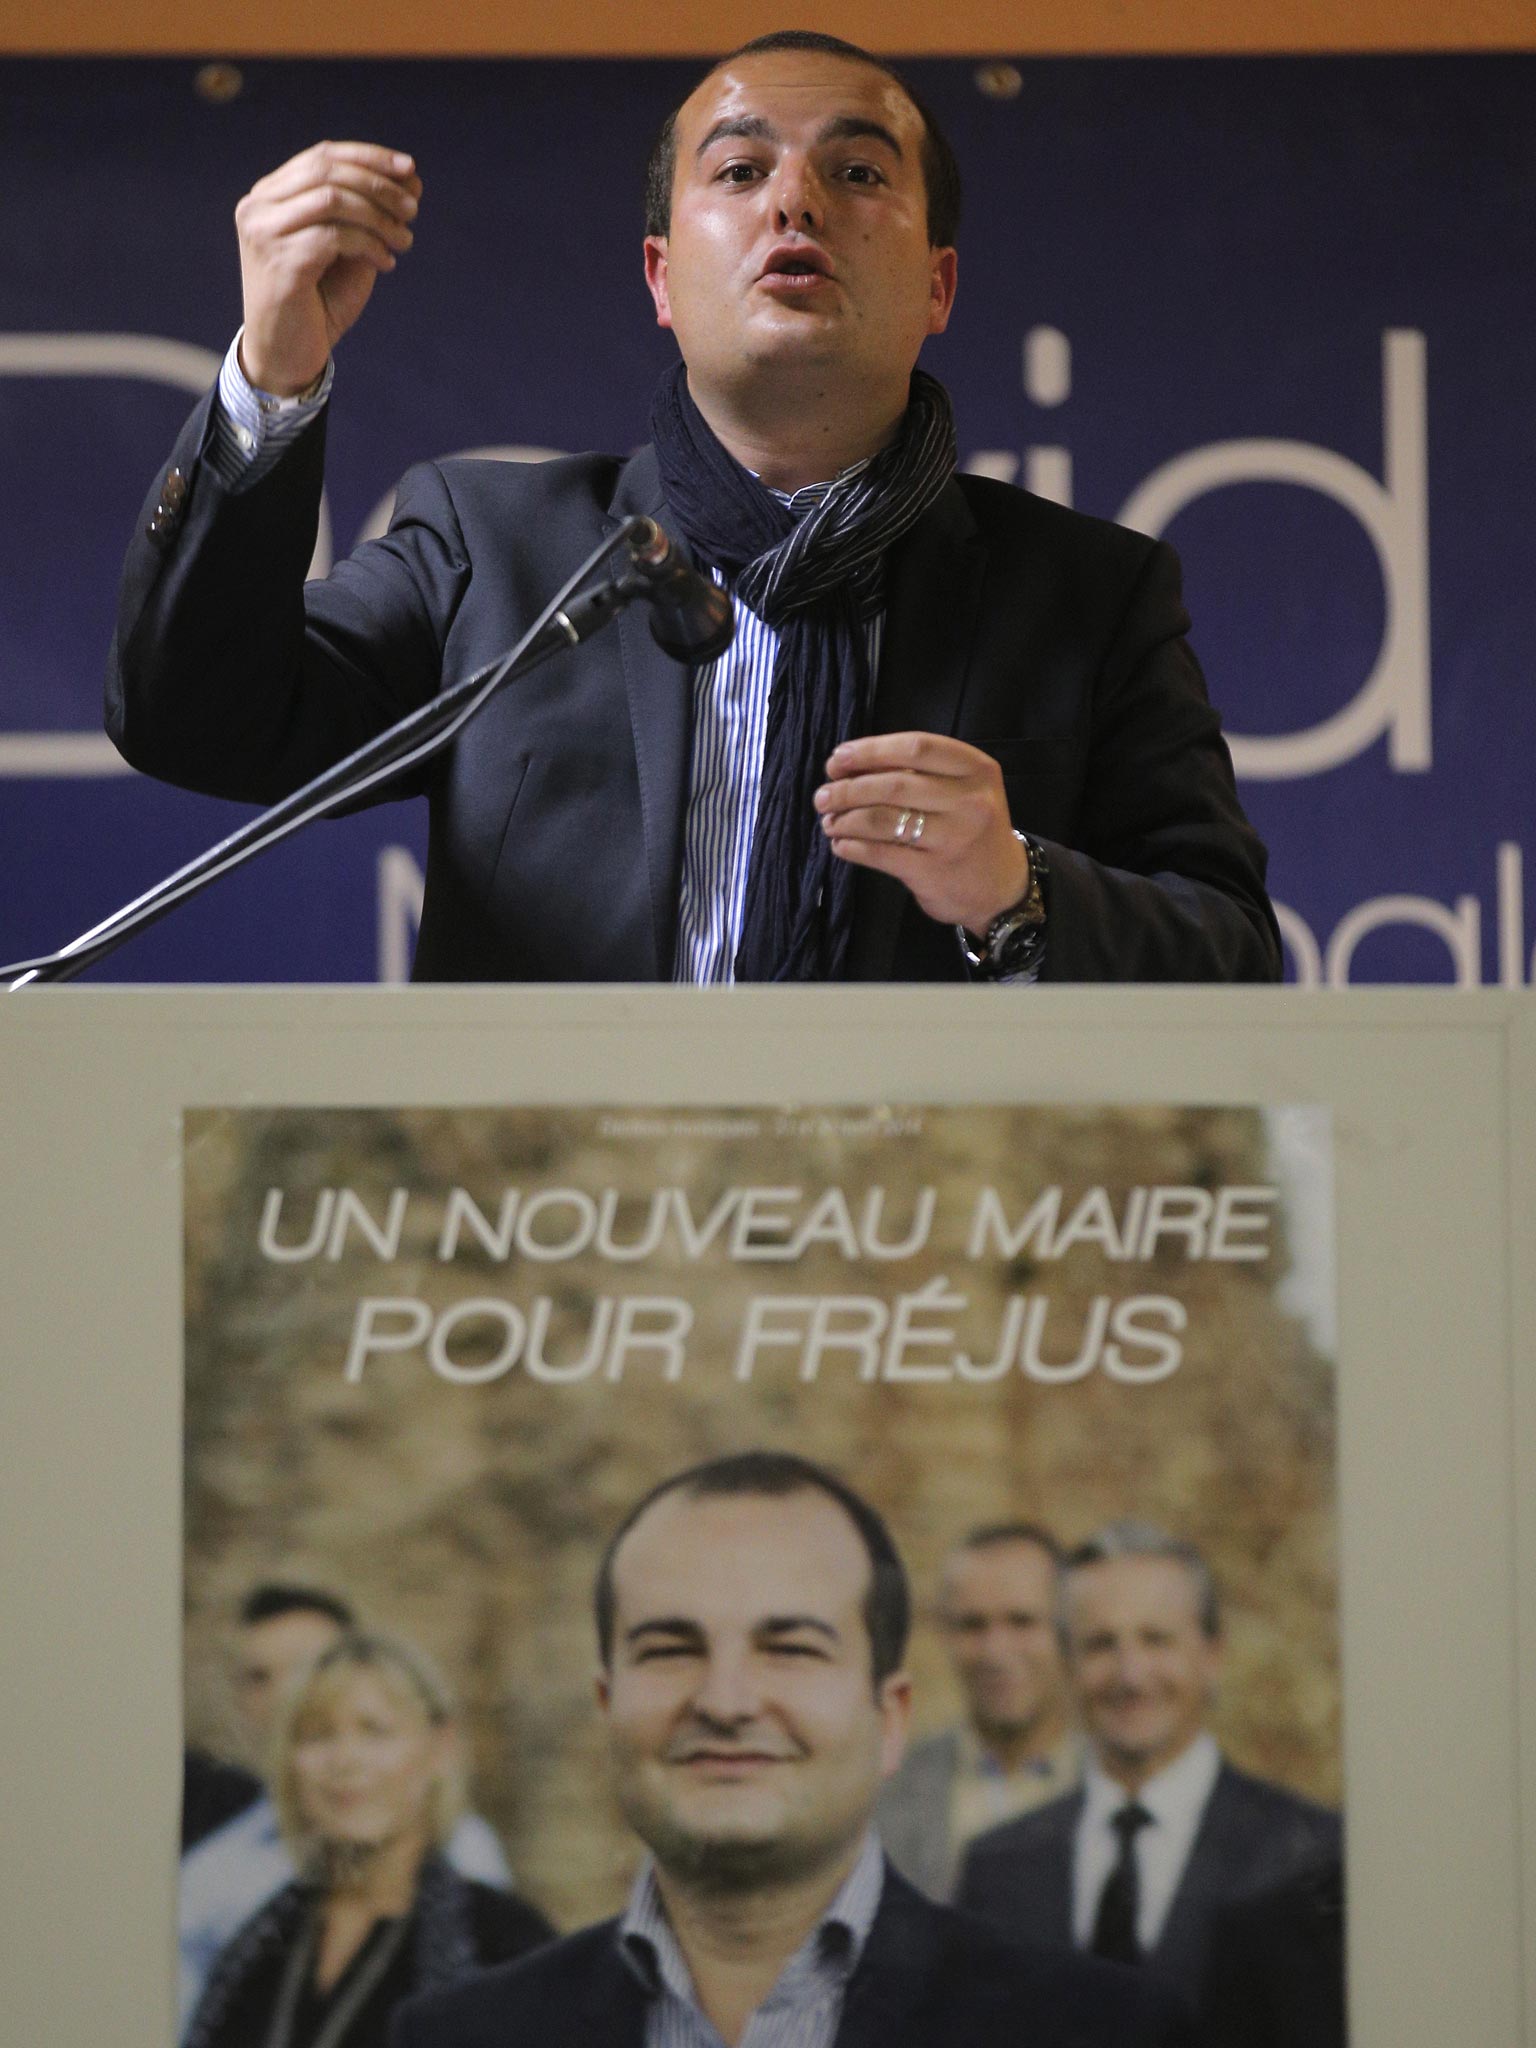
xmin=0 ymin=986 xmax=1531 ymax=2047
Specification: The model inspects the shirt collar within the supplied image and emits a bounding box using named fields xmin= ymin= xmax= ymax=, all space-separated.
xmin=618 ymin=1830 xmax=885 ymax=2003
xmin=1083 ymin=1730 xmax=1222 ymax=1834
xmin=953 ymin=1720 xmax=1081 ymax=1783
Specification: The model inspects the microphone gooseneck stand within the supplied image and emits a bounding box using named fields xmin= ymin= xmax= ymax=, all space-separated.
xmin=3 ymin=516 xmax=732 ymax=990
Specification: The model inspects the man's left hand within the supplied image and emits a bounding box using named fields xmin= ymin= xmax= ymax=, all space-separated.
xmin=816 ymin=732 xmax=1031 ymax=933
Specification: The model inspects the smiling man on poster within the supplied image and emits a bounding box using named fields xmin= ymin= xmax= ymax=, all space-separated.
xmin=109 ymin=33 xmax=1278 ymax=985
xmin=956 ymin=1523 xmax=1341 ymax=2013
xmin=391 ymin=1451 xmax=1193 ymax=2048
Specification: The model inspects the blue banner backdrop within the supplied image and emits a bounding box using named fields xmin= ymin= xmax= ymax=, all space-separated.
xmin=1 ymin=55 xmax=1532 ymax=983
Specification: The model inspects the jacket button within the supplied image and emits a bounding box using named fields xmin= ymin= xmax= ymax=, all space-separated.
xmin=162 ymin=467 xmax=188 ymax=507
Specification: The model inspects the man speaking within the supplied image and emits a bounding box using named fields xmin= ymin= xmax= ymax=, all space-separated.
xmin=108 ymin=33 xmax=1280 ymax=985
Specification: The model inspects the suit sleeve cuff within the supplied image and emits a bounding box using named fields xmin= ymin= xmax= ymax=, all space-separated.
xmin=206 ymin=328 xmax=333 ymax=492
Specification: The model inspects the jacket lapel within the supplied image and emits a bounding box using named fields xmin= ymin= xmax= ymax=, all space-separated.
xmin=834 ymin=1867 xmax=947 ymax=2048
xmin=608 ymin=447 xmax=694 ymax=980
xmin=847 ymin=480 xmax=986 ymax=980
xmin=559 ymin=1926 xmax=651 ymax=2048
xmin=1152 ymin=1764 xmax=1238 ymax=1987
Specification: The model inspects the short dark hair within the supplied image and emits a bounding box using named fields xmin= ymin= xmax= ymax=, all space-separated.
xmin=238 ymin=1582 xmax=355 ymax=1631
xmin=594 ymin=1449 xmax=911 ymax=1683
xmin=1060 ymin=1521 xmax=1223 ymax=1642
xmin=956 ymin=1520 xmax=1064 ymax=1565
xmin=644 ymin=31 xmax=962 ymax=250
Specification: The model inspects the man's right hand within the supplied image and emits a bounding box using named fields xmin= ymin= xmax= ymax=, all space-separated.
xmin=234 ymin=141 xmax=421 ymax=396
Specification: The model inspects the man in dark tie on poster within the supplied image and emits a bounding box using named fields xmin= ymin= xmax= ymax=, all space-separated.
xmin=108 ymin=33 xmax=1280 ymax=985
xmin=956 ymin=1521 xmax=1341 ymax=2014
xmin=392 ymin=1452 xmax=1194 ymax=2048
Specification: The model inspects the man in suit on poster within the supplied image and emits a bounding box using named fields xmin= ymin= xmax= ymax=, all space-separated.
xmin=392 ymin=1451 xmax=1194 ymax=2048
xmin=877 ymin=1521 xmax=1080 ymax=1899
xmin=956 ymin=1521 xmax=1341 ymax=2012
xmin=107 ymin=33 xmax=1280 ymax=987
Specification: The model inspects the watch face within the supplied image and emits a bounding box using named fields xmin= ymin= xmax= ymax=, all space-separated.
xmin=990 ymin=922 xmax=1044 ymax=975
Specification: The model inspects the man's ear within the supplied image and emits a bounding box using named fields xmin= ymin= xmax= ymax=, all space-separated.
xmin=876 ymin=1671 xmax=913 ymax=1779
xmin=643 ymin=236 xmax=674 ymax=330
xmin=926 ymin=247 xmax=958 ymax=336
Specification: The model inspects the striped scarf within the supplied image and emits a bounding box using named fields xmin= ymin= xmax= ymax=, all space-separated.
xmin=650 ymin=363 xmax=957 ymax=980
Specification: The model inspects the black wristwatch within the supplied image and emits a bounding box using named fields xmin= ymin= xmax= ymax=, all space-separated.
xmin=957 ymin=832 xmax=1049 ymax=979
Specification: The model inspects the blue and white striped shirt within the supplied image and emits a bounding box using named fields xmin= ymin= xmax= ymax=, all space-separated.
xmin=673 ymin=551 xmax=883 ymax=986
xmin=617 ymin=1831 xmax=885 ymax=2048
xmin=210 ymin=329 xmax=334 ymax=488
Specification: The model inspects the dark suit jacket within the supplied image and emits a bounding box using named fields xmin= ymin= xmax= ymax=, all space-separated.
xmin=180 ymin=1746 xmax=261 ymax=1853
xmin=1199 ymin=1855 xmax=1347 ymax=2048
xmin=108 ymin=395 xmax=1281 ymax=983
xmin=389 ymin=1864 xmax=1195 ymax=2048
xmin=955 ymin=1762 xmax=1342 ymax=2006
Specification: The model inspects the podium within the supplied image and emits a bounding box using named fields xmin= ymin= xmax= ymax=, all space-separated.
xmin=2 ymin=984 xmax=1532 ymax=2047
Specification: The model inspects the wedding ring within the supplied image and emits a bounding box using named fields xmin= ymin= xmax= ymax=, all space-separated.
xmin=894 ymin=809 xmax=913 ymax=841
xmin=911 ymin=811 xmax=926 ymax=844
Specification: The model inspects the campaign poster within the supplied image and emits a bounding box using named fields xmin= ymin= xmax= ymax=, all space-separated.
xmin=180 ymin=1102 xmax=1341 ymax=2043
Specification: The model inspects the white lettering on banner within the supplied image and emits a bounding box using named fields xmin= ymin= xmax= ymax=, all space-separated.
xmin=965 ymin=323 xmax=1073 ymax=499
xmin=343 ymin=1294 xmax=693 ymax=1383
xmin=967 ymin=328 xmax=1433 ymax=781
xmin=343 ymin=1298 xmax=433 ymax=1379
xmin=1022 ymin=323 xmax=1072 ymax=504
xmin=1023 ymin=325 xmax=1072 ymax=407
xmin=259 ymin=1186 xmax=333 ymax=1262
xmin=1273 ymin=902 xmax=1324 ymax=987
xmin=1325 ymin=892 xmax=1480 ymax=986
xmin=1498 ymin=840 xmax=1526 ymax=988
xmin=377 ymin=847 xmax=424 ymax=983
xmin=1274 ymin=840 xmax=1533 ymax=988
xmin=436 ymin=1185 xmax=939 ymax=1266
xmin=732 ymin=1289 xmax=1188 ymax=1385
xmin=260 ymin=1186 xmax=409 ymax=1261
xmin=0 ymin=325 xmax=334 ymax=584
xmin=1119 ymin=331 xmax=1430 ymax=779
xmin=964 ymin=1184 xmax=1277 ymax=1262
xmin=0 ymin=361 xmax=561 ymax=789
xmin=326 ymin=1188 xmax=409 ymax=1261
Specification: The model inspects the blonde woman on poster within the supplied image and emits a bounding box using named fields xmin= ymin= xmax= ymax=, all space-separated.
xmin=184 ymin=1634 xmax=552 ymax=2048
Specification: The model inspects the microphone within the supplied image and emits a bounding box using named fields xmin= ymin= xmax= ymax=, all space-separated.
xmin=626 ymin=518 xmax=735 ymax=664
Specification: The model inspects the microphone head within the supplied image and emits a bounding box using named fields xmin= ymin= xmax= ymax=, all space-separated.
xmin=626 ymin=516 xmax=736 ymax=665
xmin=648 ymin=587 xmax=735 ymax=665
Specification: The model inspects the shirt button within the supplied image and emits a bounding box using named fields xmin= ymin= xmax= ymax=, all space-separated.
xmin=235 ymin=425 xmax=255 ymax=451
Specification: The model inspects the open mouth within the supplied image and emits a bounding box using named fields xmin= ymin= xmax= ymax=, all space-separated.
xmin=759 ymin=246 xmax=834 ymax=289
